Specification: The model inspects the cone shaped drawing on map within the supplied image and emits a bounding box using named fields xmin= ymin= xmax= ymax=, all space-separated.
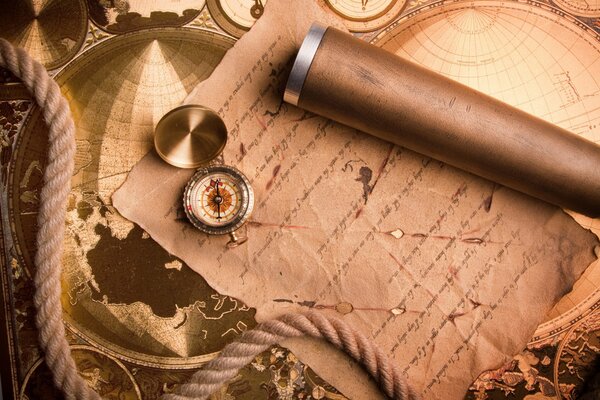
xmin=9 ymin=28 xmax=258 ymax=368
xmin=0 ymin=0 xmax=88 ymax=69
xmin=372 ymin=0 xmax=600 ymax=340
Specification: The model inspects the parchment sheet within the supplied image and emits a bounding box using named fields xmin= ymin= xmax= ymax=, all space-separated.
xmin=112 ymin=1 xmax=600 ymax=398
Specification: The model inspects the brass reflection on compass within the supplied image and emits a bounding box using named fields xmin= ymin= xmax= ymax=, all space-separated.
xmin=207 ymin=0 xmax=267 ymax=38
xmin=323 ymin=0 xmax=407 ymax=31
xmin=154 ymin=105 xmax=228 ymax=168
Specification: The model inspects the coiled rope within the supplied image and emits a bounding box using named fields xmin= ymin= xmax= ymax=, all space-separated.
xmin=163 ymin=311 xmax=418 ymax=400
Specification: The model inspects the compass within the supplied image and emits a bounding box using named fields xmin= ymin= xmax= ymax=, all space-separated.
xmin=207 ymin=0 xmax=267 ymax=38
xmin=323 ymin=0 xmax=407 ymax=32
xmin=154 ymin=105 xmax=253 ymax=246
xmin=183 ymin=165 xmax=254 ymax=244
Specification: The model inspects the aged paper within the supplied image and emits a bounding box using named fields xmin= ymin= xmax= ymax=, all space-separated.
xmin=112 ymin=1 xmax=600 ymax=398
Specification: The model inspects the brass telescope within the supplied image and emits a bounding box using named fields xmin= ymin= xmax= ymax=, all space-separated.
xmin=284 ymin=23 xmax=600 ymax=218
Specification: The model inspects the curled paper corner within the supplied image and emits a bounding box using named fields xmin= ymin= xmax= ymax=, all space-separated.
xmin=594 ymin=245 xmax=600 ymax=259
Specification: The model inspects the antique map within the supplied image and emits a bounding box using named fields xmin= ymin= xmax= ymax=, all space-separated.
xmin=1 ymin=0 xmax=600 ymax=399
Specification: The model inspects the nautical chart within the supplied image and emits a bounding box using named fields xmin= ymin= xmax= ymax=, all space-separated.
xmin=0 ymin=0 xmax=88 ymax=69
xmin=1 ymin=0 xmax=599 ymax=399
xmin=11 ymin=28 xmax=243 ymax=367
xmin=372 ymin=2 xmax=600 ymax=396
xmin=553 ymin=0 xmax=600 ymax=17
xmin=373 ymin=0 xmax=600 ymax=329
xmin=1 ymin=2 xmax=344 ymax=398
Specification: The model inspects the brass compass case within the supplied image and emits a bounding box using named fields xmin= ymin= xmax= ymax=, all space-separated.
xmin=285 ymin=24 xmax=600 ymax=217
xmin=154 ymin=105 xmax=228 ymax=169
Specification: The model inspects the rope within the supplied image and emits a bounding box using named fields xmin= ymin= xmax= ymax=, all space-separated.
xmin=0 ymin=38 xmax=101 ymax=400
xmin=0 ymin=38 xmax=418 ymax=400
xmin=162 ymin=311 xmax=419 ymax=400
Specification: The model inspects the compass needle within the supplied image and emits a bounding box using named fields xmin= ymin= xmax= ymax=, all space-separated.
xmin=215 ymin=179 xmax=222 ymax=219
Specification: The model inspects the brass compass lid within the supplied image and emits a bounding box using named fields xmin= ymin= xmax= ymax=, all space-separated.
xmin=154 ymin=104 xmax=228 ymax=168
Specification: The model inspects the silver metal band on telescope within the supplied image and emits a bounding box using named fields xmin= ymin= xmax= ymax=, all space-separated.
xmin=284 ymin=22 xmax=328 ymax=106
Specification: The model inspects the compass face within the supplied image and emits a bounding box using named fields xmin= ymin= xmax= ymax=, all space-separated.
xmin=220 ymin=0 xmax=265 ymax=28
xmin=326 ymin=0 xmax=395 ymax=19
xmin=207 ymin=0 xmax=267 ymax=38
xmin=184 ymin=165 xmax=254 ymax=235
xmin=323 ymin=0 xmax=407 ymax=31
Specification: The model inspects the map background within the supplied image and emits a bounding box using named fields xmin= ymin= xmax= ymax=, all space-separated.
xmin=0 ymin=0 xmax=599 ymax=399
